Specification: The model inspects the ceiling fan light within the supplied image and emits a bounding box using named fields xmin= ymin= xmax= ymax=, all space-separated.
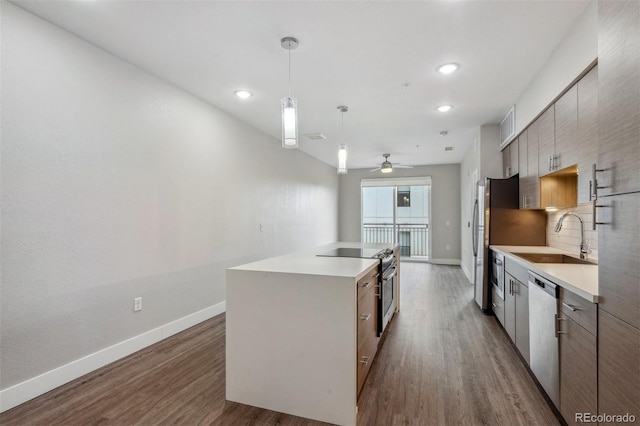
xmin=337 ymin=144 xmax=347 ymax=174
xmin=381 ymin=162 xmax=393 ymax=173
xmin=282 ymin=97 xmax=298 ymax=148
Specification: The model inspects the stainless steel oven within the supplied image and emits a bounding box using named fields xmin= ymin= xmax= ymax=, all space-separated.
xmin=378 ymin=255 xmax=397 ymax=336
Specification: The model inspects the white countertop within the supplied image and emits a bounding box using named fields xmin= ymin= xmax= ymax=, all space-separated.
xmin=228 ymin=242 xmax=394 ymax=280
xmin=490 ymin=245 xmax=598 ymax=303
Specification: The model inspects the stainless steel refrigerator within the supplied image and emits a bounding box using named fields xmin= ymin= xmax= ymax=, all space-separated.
xmin=472 ymin=176 xmax=547 ymax=311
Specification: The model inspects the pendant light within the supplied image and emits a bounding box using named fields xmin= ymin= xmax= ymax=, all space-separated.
xmin=281 ymin=37 xmax=299 ymax=149
xmin=337 ymin=106 xmax=348 ymax=174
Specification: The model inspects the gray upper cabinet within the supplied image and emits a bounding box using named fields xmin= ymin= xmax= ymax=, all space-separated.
xmin=518 ymin=129 xmax=540 ymax=209
xmin=502 ymin=146 xmax=510 ymax=178
xmin=502 ymin=140 xmax=518 ymax=178
xmin=554 ymin=84 xmax=580 ymax=172
xmin=510 ymin=139 xmax=519 ymax=177
xmin=526 ymin=122 xmax=540 ymax=208
xmin=597 ymin=0 xmax=640 ymax=196
xmin=533 ymin=66 xmax=598 ymax=184
xmin=537 ymin=106 xmax=556 ymax=176
xmin=576 ymin=66 xmax=598 ymax=204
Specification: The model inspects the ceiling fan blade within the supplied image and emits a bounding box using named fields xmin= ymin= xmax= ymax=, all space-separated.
xmin=394 ymin=165 xmax=414 ymax=168
xmin=369 ymin=167 xmax=382 ymax=172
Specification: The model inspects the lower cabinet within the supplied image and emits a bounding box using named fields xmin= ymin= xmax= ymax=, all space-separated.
xmin=559 ymin=316 xmax=597 ymax=425
xmin=598 ymin=308 xmax=640 ymax=424
xmin=558 ymin=287 xmax=598 ymax=426
xmin=356 ymin=266 xmax=379 ymax=397
xmin=504 ymin=260 xmax=530 ymax=364
xmin=514 ymin=279 xmax=529 ymax=364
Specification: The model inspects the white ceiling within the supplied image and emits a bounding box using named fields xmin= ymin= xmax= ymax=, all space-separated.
xmin=11 ymin=0 xmax=590 ymax=171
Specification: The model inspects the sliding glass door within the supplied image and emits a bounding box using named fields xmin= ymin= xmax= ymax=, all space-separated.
xmin=361 ymin=178 xmax=430 ymax=260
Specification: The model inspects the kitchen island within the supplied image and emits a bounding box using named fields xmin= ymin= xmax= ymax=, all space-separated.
xmin=226 ymin=242 xmax=399 ymax=426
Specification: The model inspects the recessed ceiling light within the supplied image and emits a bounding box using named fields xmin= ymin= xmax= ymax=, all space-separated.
xmin=234 ymin=90 xmax=253 ymax=99
xmin=445 ymin=146 xmax=454 ymax=151
xmin=436 ymin=105 xmax=453 ymax=112
xmin=437 ymin=63 xmax=459 ymax=74
xmin=439 ymin=130 xmax=448 ymax=136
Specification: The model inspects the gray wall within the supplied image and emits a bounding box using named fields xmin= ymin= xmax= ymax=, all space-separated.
xmin=1 ymin=2 xmax=338 ymax=390
xmin=339 ymin=165 xmax=461 ymax=263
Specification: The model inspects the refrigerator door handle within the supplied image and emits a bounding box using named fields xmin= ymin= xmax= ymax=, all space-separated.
xmin=472 ymin=199 xmax=479 ymax=256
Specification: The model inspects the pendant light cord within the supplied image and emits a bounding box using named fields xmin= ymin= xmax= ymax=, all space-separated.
xmin=288 ymin=41 xmax=292 ymax=98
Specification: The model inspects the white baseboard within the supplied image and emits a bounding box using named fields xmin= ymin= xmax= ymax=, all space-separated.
xmin=429 ymin=258 xmax=461 ymax=266
xmin=0 ymin=302 xmax=225 ymax=413
xmin=460 ymin=262 xmax=473 ymax=283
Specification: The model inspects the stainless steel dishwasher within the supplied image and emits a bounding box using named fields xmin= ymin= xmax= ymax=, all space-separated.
xmin=528 ymin=271 xmax=559 ymax=409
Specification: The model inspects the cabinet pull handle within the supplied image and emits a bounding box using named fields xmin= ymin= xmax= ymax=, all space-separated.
xmin=359 ymin=281 xmax=373 ymax=289
xmin=591 ymin=200 xmax=608 ymax=230
xmin=360 ymin=314 xmax=371 ymax=321
xmin=549 ymin=155 xmax=552 ymax=171
xmin=591 ymin=163 xmax=609 ymax=230
xmin=359 ymin=356 xmax=370 ymax=365
xmin=562 ymin=302 xmax=579 ymax=312
xmin=555 ymin=314 xmax=568 ymax=337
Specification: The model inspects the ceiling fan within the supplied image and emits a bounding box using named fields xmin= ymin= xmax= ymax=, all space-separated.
xmin=369 ymin=154 xmax=414 ymax=173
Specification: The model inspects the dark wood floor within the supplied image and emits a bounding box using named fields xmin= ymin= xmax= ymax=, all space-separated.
xmin=0 ymin=263 xmax=560 ymax=425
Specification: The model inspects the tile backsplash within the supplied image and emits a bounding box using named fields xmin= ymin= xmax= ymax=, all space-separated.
xmin=547 ymin=203 xmax=598 ymax=261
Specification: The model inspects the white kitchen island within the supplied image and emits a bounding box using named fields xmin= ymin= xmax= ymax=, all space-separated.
xmin=226 ymin=242 xmax=398 ymax=426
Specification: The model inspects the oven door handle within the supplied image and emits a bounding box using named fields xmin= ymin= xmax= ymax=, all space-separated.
xmin=382 ymin=268 xmax=396 ymax=282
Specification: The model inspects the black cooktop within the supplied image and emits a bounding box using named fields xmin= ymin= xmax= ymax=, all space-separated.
xmin=317 ymin=247 xmax=384 ymax=259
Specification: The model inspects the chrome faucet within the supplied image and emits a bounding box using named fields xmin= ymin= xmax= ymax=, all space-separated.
xmin=554 ymin=212 xmax=588 ymax=259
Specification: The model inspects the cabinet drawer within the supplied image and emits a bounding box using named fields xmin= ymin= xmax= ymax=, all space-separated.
xmin=357 ymin=266 xmax=379 ymax=301
xmin=357 ymin=331 xmax=378 ymax=397
xmin=357 ymin=290 xmax=377 ymax=349
xmin=492 ymin=285 xmax=505 ymax=327
xmin=560 ymin=288 xmax=597 ymax=335
xmin=505 ymin=256 xmax=529 ymax=286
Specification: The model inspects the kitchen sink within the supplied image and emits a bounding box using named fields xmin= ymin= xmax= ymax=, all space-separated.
xmin=512 ymin=252 xmax=597 ymax=265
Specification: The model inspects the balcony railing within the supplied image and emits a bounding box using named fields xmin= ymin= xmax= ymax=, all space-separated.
xmin=362 ymin=223 xmax=429 ymax=258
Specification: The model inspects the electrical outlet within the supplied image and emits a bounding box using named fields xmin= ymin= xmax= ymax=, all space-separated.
xmin=134 ymin=296 xmax=142 ymax=312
